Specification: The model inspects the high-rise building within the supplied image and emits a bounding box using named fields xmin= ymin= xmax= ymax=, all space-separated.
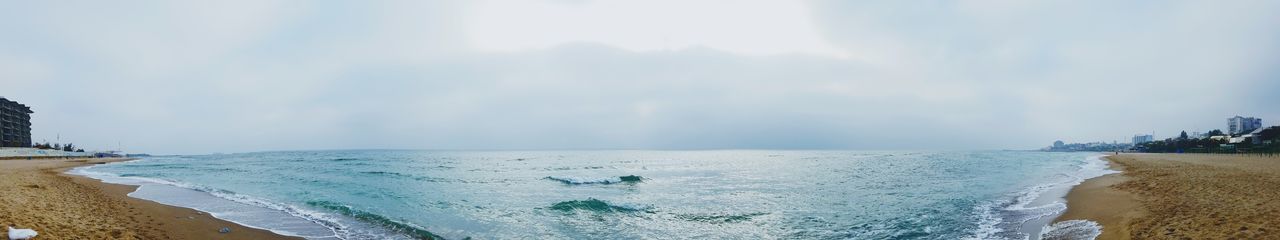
xmin=0 ymin=97 xmax=33 ymax=147
xmin=1132 ymin=134 xmax=1154 ymax=145
xmin=1227 ymin=116 xmax=1262 ymax=135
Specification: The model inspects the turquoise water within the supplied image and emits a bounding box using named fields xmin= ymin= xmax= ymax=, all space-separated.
xmin=73 ymin=150 xmax=1108 ymax=239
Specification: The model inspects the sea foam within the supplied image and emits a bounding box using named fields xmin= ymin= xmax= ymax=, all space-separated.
xmin=70 ymin=150 xmax=1109 ymax=239
xmin=968 ymin=155 xmax=1118 ymax=240
xmin=1040 ymin=220 xmax=1103 ymax=240
xmin=544 ymin=175 xmax=643 ymax=185
xmin=69 ymin=163 xmax=425 ymax=240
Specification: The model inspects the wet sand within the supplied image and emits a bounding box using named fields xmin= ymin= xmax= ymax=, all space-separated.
xmin=1055 ymin=154 xmax=1280 ymax=239
xmin=0 ymin=158 xmax=301 ymax=239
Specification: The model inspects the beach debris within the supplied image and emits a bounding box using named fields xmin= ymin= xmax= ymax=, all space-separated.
xmin=7 ymin=225 xmax=38 ymax=240
xmin=219 ymin=227 xmax=231 ymax=233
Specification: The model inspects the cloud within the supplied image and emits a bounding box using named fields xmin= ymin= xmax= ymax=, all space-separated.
xmin=809 ymin=0 xmax=1280 ymax=140
xmin=1 ymin=1 xmax=1277 ymax=154
xmin=463 ymin=0 xmax=845 ymax=57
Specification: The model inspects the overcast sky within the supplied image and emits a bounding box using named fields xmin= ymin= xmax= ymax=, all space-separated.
xmin=2 ymin=1 xmax=1277 ymax=154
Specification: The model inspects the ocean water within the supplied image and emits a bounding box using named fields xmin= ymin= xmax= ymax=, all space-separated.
xmin=71 ymin=150 xmax=1113 ymax=240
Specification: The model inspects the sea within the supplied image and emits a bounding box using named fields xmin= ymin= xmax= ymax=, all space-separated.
xmin=70 ymin=150 xmax=1115 ymax=240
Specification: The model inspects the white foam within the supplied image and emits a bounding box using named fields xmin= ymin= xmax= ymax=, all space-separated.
xmin=964 ymin=199 xmax=1005 ymax=240
xmin=545 ymin=176 xmax=623 ymax=184
xmin=1028 ymin=155 xmax=1115 ymax=240
xmin=70 ymin=164 xmax=353 ymax=240
xmin=967 ymin=155 xmax=1118 ymax=240
xmin=1027 ymin=155 xmax=1116 ymax=240
xmin=1040 ymin=220 xmax=1102 ymax=240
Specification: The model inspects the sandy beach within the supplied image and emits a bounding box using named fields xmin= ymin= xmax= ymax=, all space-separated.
xmin=1055 ymin=153 xmax=1280 ymax=239
xmin=0 ymin=158 xmax=300 ymax=240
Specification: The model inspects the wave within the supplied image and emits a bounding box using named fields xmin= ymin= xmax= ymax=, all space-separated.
xmin=360 ymin=171 xmax=415 ymax=177
xmin=359 ymin=171 xmax=478 ymax=183
xmin=306 ymin=201 xmax=444 ymax=240
xmin=967 ymin=155 xmax=1117 ymax=240
xmin=1040 ymin=220 xmax=1102 ymax=240
xmin=1032 ymin=156 xmax=1117 ymax=240
xmin=676 ymin=212 xmax=767 ymax=223
xmin=69 ymin=166 xmax=344 ymax=239
xmin=967 ymin=183 xmax=1070 ymax=240
xmin=544 ymin=175 xmax=643 ymax=185
xmin=549 ymin=198 xmax=652 ymax=213
xmin=70 ymin=164 xmax=437 ymax=240
xmin=118 ymin=163 xmax=191 ymax=170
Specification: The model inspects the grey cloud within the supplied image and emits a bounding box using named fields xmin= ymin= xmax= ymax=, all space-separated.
xmin=2 ymin=1 xmax=1277 ymax=154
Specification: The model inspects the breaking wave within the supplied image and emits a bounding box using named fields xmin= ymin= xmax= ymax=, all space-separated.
xmin=544 ymin=175 xmax=643 ymax=185
xmin=1040 ymin=220 xmax=1103 ymax=240
xmin=548 ymin=198 xmax=652 ymax=213
xmin=306 ymin=201 xmax=444 ymax=240
xmin=967 ymin=155 xmax=1117 ymax=240
xmin=676 ymin=212 xmax=768 ymax=223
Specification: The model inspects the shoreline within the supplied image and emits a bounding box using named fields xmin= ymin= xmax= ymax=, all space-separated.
xmin=1053 ymin=153 xmax=1280 ymax=239
xmin=0 ymin=158 xmax=300 ymax=239
xmin=1050 ymin=155 xmax=1141 ymax=240
xmin=1018 ymin=154 xmax=1116 ymax=240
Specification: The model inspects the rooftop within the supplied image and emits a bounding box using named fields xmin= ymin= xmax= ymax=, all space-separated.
xmin=0 ymin=97 xmax=34 ymax=113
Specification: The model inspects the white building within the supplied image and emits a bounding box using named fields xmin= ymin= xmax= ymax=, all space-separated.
xmin=1229 ymin=127 xmax=1267 ymax=144
xmin=1228 ymin=116 xmax=1262 ymax=135
xmin=1132 ymin=134 xmax=1154 ymax=145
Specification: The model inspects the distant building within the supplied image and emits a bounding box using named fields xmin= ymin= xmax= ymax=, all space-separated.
xmin=1132 ymin=134 xmax=1154 ymax=145
xmin=1229 ymin=127 xmax=1267 ymax=144
xmin=0 ymin=97 xmax=33 ymax=147
xmin=1228 ymin=116 xmax=1262 ymax=135
xmin=1044 ymin=140 xmax=1129 ymax=152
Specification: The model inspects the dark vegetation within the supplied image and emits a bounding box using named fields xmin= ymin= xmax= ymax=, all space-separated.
xmin=31 ymin=142 xmax=85 ymax=152
xmin=1139 ymin=127 xmax=1280 ymax=154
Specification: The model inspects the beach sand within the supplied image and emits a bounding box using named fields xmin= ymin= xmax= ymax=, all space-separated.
xmin=1055 ymin=153 xmax=1280 ymax=239
xmin=0 ymin=158 xmax=301 ymax=240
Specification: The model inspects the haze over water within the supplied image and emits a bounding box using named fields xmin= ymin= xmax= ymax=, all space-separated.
xmin=77 ymin=150 xmax=1106 ymax=239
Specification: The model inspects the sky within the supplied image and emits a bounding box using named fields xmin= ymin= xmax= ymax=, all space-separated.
xmin=1 ymin=0 xmax=1277 ymax=154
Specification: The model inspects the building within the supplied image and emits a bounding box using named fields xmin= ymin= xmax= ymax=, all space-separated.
xmin=1045 ymin=140 xmax=1129 ymax=152
xmin=0 ymin=97 xmax=33 ymax=147
xmin=1228 ymin=116 xmax=1262 ymax=135
xmin=1229 ymin=127 xmax=1267 ymax=144
xmin=1132 ymin=134 xmax=1154 ymax=145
